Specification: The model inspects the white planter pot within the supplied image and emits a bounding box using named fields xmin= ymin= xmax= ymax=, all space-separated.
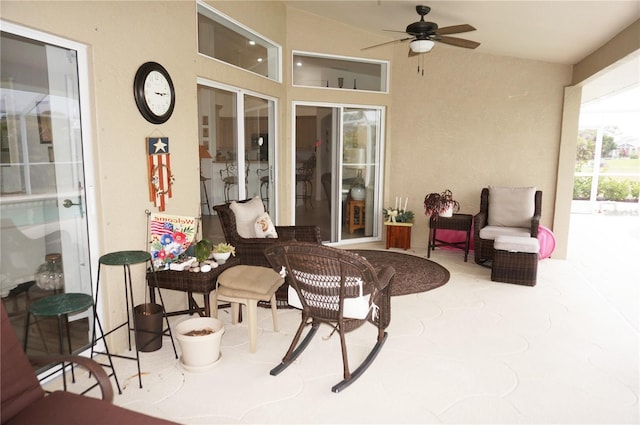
xmin=175 ymin=317 xmax=225 ymax=372
xmin=439 ymin=206 xmax=454 ymax=218
xmin=212 ymin=252 xmax=231 ymax=264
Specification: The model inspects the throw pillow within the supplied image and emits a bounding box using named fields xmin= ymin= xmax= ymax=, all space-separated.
xmin=488 ymin=186 xmax=536 ymax=228
xmin=229 ymin=196 xmax=264 ymax=238
xmin=254 ymin=212 xmax=278 ymax=238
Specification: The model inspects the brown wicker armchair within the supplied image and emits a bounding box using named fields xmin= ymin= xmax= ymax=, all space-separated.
xmin=474 ymin=186 xmax=542 ymax=266
xmin=264 ymin=242 xmax=394 ymax=392
xmin=213 ymin=199 xmax=322 ymax=304
xmin=0 ymin=304 xmax=177 ymax=425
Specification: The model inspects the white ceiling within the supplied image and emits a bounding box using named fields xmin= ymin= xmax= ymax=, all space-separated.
xmin=285 ymin=1 xmax=640 ymax=65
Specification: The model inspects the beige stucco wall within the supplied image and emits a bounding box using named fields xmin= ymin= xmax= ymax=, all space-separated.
xmin=2 ymin=1 xmax=636 ymax=348
xmin=388 ymin=47 xmax=571 ymax=249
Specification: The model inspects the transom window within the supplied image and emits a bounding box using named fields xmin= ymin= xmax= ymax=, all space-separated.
xmin=293 ymin=51 xmax=389 ymax=92
xmin=197 ymin=1 xmax=281 ymax=82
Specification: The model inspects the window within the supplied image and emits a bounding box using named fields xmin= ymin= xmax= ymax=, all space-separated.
xmin=293 ymin=51 xmax=389 ymax=92
xmin=197 ymin=1 xmax=281 ymax=82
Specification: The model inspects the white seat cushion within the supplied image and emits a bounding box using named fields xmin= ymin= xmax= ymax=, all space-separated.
xmin=287 ymin=272 xmax=371 ymax=320
xmin=479 ymin=225 xmax=531 ymax=240
xmin=494 ymin=235 xmax=540 ymax=253
xmin=488 ymin=186 xmax=536 ymax=227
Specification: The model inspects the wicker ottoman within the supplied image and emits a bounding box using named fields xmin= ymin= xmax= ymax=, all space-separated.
xmin=491 ymin=235 xmax=540 ymax=286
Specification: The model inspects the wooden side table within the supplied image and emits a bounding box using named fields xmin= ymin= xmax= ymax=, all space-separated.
xmin=428 ymin=213 xmax=473 ymax=261
xmin=385 ymin=222 xmax=413 ymax=250
xmin=347 ymin=199 xmax=366 ymax=234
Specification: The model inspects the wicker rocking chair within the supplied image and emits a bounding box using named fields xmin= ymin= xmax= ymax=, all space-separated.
xmin=264 ymin=242 xmax=394 ymax=392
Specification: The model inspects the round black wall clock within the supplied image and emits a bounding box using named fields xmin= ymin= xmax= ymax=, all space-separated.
xmin=133 ymin=62 xmax=175 ymax=124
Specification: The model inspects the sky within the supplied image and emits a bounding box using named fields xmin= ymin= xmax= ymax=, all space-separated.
xmin=580 ymin=85 xmax=640 ymax=145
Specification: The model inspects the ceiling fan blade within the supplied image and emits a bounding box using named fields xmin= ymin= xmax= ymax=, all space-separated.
xmin=436 ymin=35 xmax=480 ymax=49
xmin=436 ymin=24 xmax=476 ymax=35
xmin=361 ymin=37 xmax=413 ymax=51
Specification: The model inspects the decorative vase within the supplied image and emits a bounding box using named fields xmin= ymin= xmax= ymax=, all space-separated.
xmin=175 ymin=317 xmax=225 ymax=372
xmin=350 ymin=169 xmax=366 ymax=201
xmin=36 ymin=253 xmax=64 ymax=291
xmin=212 ymin=252 xmax=231 ymax=264
xmin=350 ymin=186 xmax=365 ymax=201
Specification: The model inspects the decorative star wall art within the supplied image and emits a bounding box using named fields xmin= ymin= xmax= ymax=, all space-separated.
xmin=147 ymin=137 xmax=174 ymax=211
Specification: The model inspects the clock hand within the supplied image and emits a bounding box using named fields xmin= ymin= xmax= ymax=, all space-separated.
xmin=155 ymin=92 xmax=167 ymax=96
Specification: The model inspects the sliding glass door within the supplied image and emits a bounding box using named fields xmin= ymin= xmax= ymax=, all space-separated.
xmin=197 ymin=80 xmax=276 ymax=216
xmin=294 ymin=103 xmax=384 ymax=244
xmin=1 ymin=24 xmax=95 ymax=355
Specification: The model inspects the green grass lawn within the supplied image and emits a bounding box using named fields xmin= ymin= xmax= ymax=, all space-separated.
xmin=603 ymin=158 xmax=640 ymax=174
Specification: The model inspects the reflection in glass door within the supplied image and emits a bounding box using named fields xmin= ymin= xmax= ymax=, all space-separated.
xmin=1 ymin=27 xmax=93 ymax=356
xmin=198 ymin=81 xmax=276 ymax=218
xmin=245 ymin=95 xmax=275 ymax=213
xmin=294 ymin=104 xmax=384 ymax=244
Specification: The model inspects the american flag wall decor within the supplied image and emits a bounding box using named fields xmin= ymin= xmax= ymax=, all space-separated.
xmin=147 ymin=137 xmax=174 ymax=211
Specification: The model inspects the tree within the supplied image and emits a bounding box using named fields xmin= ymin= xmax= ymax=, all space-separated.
xmin=575 ymin=131 xmax=595 ymax=171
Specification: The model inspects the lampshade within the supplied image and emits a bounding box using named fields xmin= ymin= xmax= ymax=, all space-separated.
xmin=409 ymin=39 xmax=435 ymax=53
xmin=198 ymin=145 xmax=212 ymax=159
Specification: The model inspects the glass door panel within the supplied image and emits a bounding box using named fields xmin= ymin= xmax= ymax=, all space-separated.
xmin=244 ymin=95 xmax=275 ymax=213
xmin=198 ymin=85 xmax=238 ymax=206
xmin=342 ymin=107 xmax=381 ymax=239
xmin=1 ymin=30 xmax=92 ymax=355
xmin=294 ymin=104 xmax=383 ymax=244
xmin=198 ymin=83 xmax=276 ymax=222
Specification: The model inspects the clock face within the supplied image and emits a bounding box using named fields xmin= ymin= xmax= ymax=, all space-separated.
xmin=144 ymin=71 xmax=172 ymax=116
xmin=134 ymin=62 xmax=175 ymax=124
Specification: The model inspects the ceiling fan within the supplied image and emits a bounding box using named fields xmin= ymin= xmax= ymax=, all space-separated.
xmin=362 ymin=5 xmax=480 ymax=55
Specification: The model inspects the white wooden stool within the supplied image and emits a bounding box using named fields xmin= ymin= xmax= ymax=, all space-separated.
xmin=213 ymin=265 xmax=284 ymax=353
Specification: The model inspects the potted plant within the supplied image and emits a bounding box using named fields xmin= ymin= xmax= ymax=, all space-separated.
xmin=193 ymin=239 xmax=212 ymax=262
xmin=382 ymin=207 xmax=415 ymax=223
xmin=175 ymin=316 xmax=225 ymax=372
xmin=211 ymin=242 xmax=235 ymax=264
xmin=424 ymin=189 xmax=460 ymax=219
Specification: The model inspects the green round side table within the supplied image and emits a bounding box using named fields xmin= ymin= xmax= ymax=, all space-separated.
xmin=24 ymin=292 xmax=94 ymax=390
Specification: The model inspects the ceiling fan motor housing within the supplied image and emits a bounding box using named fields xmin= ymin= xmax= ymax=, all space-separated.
xmin=406 ymin=21 xmax=438 ymax=37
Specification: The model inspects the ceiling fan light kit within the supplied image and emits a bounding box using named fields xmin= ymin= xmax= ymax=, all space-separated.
xmin=409 ymin=39 xmax=434 ymax=53
xmin=362 ymin=4 xmax=480 ymax=55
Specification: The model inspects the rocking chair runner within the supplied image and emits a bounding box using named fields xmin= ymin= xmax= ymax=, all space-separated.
xmin=264 ymin=242 xmax=394 ymax=392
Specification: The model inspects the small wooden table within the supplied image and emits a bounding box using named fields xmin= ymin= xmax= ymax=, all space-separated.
xmin=428 ymin=213 xmax=473 ymax=261
xmin=347 ymin=199 xmax=366 ymax=234
xmin=385 ymin=222 xmax=413 ymax=250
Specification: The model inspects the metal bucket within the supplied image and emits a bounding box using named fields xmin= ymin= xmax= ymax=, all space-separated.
xmin=133 ymin=303 xmax=163 ymax=352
